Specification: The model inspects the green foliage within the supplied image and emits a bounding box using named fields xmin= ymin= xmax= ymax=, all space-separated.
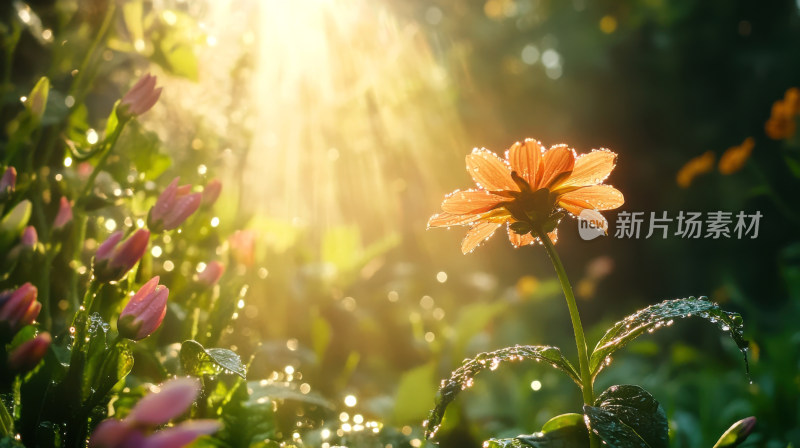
xmin=248 ymin=381 xmax=332 ymax=409
xmin=584 ymin=385 xmax=668 ymax=448
xmin=589 ymin=297 xmax=748 ymax=378
xmin=424 ymin=345 xmax=580 ymax=439
xmin=393 ymin=361 xmax=437 ymax=425
xmin=180 ymin=340 xmax=247 ymax=379
xmin=541 ymin=413 xmax=584 ymax=433
xmin=0 ymin=200 xmax=30 ymax=251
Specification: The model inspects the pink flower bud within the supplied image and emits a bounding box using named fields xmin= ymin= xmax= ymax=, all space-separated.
xmin=229 ymin=230 xmax=256 ymax=266
xmin=120 ymin=74 xmax=162 ymax=117
xmin=94 ymin=229 xmax=150 ymax=282
xmin=147 ymin=177 xmax=202 ymax=232
xmin=1 ymin=167 xmax=16 ymax=194
xmin=118 ymin=277 xmax=168 ymax=341
xmin=126 ymin=377 xmax=201 ymax=427
xmin=0 ymin=283 xmax=40 ymax=333
xmin=142 ymin=420 xmax=221 ymax=448
xmin=9 ymin=332 xmax=50 ymax=372
xmin=21 ymin=225 xmax=38 ymax=248
xmin=201 ymin=179 xmax=222 ymax=207
xmin=53 ymin=197 xmax=73 ymax=229
xmin=197 ymin=261 xmax=225 ymax=287
xmin=89 ymin=420 xmax=146 ymax=448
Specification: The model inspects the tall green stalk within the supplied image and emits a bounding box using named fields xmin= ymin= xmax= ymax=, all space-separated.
xmin=536 ymin=226 xmax=598 ymax=448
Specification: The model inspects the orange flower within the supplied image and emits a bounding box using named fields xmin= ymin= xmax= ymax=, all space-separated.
xmin=765 ymin=100 xmax=796 ymax=140
xmin=718 ymin=137 xmax=755 ymax=175
xmin=676 ymin=151 xmax=715 ymax=188
xmin=765 ymin=87 xmax=800 ymax=140
xmin=428 ymin=139 xmax=624 ymax=254
xmin=785 ymin=87 xmax=800 ymax=115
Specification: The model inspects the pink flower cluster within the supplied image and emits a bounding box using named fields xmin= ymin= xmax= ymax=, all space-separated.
xmin=90 ymin=378 xmax=220 ymax=448
xmin=118 ymin=276 xmax=169 ymax=341
xmin=119 ymin=74 xmax=162 ymax=118
xmin=1 ymin=283 xmax=50 ymax=372
xmin=147 ymin=177 xmax=202 ymax=232
xmin=94 ymin=229 xmax=150 ymax=282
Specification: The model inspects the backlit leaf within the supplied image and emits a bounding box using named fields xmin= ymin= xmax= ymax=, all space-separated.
xmin=589 ymin=296 xmax=747 ymax=378
xmin=424 ymin=345 xmax=580 ymax=439
xmin=180 ymin=340 xmax=246 ymax=378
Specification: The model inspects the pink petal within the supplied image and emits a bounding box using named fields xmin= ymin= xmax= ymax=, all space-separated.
xmin=151 ymin=178 xmax=180 ymax=222
xmin=127 ymin=378 xmax=201 ymax=427
xmin=143 ymin=420 xmax=221 ymax=448
xmin=96 ymin=231 xmax=124 ymax=262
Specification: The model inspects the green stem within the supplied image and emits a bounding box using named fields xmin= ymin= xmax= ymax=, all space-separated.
xmin=535 ymin=227 xmax=598 ymax=447
xmin=67 ymin=3 xmax=116 ymax=104
xmin=71 ymin=280 xmax=100 ymax=331
xmin=2 ymin=22 xmax=21 ymax=89
xmin=79 ymin=119 xmax=128 ymax=200
xmin=37 ymin=250 xmax=58 ymax=331
xmin=67 ymin=215 xmax=88 ymax=312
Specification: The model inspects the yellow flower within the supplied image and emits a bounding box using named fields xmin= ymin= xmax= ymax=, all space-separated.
xmin=676 ymin=151 xmax=715 ymax=188
xmin=428 ymin=139 xmax=624 ymax=254
xmin=718 ymin=137 xmax=755 ymax=175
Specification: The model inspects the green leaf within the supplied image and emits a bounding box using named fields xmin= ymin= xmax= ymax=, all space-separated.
xmin=180 ymin=340 xmax=246 ymax=378
xmin=393 ymin=362 xmax=437 ymax=425
xmin=0 ymin=436 xmax=25 ymax=447
xmin=0 ymin=200 xmax=31 ymax=250
xmin=109 ymin=121 xmax=171 ymax=183
xmin=310 ymin=312 xmax=331 ymax=361
xmin=104 ymin=101 xmax=120 ymax=138
xmin=424 ymin=345 xmax=580 ymax=439
xmin=82 ymin=314 xmax=112 ymax=401
xmin=89 ymin=344 xmax=134 ymax=408
xmin=211 ymin=380 xmax=277 ymax=447
xmin=488 ymin=424 xmax=589 ymax=448
xmin=247 ymin=380 xmax=333 ymax=409
xmin=785 ymin=153 xmax=800 ymax=178
xmin=542 ymin=413 xmax=584 ymax=433
xmin=713 ymin=417 xmax=757 ymax=448
xmin=483 ymin=438 xmax=530 ymax=448
xmin=0 ymin=401 xmax=13 ymax=438
xmin=152 ymin=25 xmax=199 ymax=81
xmin=589 ymin=296 xmax=748 ymax=377
xmin=590 ymin=385 xmax=668 ymax=448
xmin=583 ymin=406 xmax=650 ymax=448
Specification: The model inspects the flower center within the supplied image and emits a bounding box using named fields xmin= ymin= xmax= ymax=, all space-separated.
xmin=498 ymin=171 xmax=564 ymax=235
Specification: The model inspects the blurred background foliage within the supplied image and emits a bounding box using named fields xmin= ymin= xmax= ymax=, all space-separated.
xmin=2 ymin=0 xmax=800 ymax=446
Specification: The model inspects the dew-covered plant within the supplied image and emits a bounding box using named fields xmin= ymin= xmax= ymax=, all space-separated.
xmin=425 ymin=139 xmax=755 ymax=448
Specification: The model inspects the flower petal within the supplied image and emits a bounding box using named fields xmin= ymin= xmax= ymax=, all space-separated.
xmin=465 ymin=148 xmax=517 ymax=191
xmin=441 ymin=189 xmax=507 ymax=214
xmin=538 ymin=145 xmax=576 ymax=189
xmin=461 ymin=221 xmax=503 ymax=254
xmin=558 ymin=185 xmax=624 ymax=214
xmin=506 ymin=138 xmax=544 ymax=187
xmin=142 ymin=420 xmax=221 ymax=448
xmin=507 ymin=225 xmax=536 ymax=247
xmin=427 ymin=212 xmax=481 ymax=228
xmin=558 ymin=149 xmax=617 ymax=188
xmin=127 ymin=377 xmax=201 ymax=426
